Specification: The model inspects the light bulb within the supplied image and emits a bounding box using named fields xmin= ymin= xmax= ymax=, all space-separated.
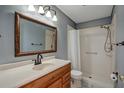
xmin=46 ymin=11 xmax=52 ymax=18
xmin=52 ymin=15 xmax=57 ymax=21
xmin=38 ymin=6 xmax=44 ymax=14
xmin=28 ymin=5 xmax=35 ymax=11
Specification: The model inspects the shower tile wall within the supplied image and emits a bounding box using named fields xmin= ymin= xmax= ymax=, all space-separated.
xmin=80 ymin=26 xmax=114 ymax=87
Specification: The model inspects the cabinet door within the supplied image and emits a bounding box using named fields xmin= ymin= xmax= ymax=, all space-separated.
xmin=48 ymin=79 xmax=62 ymax=88
xmin=63 ymin=81 xmax=71 ymax=88
xmin=63 ymin=72 xmax=71 ymax=83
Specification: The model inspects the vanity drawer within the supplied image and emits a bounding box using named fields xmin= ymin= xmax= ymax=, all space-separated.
xmin=22 ymin=73 xmax=59 ymax=88
xmin=63 ymin=81 xmax=71 ymax=88
xmin=22 ymin=69 xmax=63 ymax=88
xmin=62 ymin=72 xmax=71 ymax=84
xmin=48 ymin=78 xmax=62 ymax=88
xmin=20 ymin=63 xmax=71 ymax=88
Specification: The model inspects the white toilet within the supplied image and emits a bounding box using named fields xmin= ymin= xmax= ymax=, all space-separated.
xmin=71 ymin=70 xmax=82 ymax=88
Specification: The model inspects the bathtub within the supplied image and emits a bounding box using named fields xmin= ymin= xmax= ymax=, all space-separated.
xmin=82 ymin=76 xmax=114 ymax=88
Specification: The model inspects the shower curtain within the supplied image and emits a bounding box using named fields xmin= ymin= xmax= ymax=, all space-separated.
xmin=67 ymin=26 xmax=81 ymax=71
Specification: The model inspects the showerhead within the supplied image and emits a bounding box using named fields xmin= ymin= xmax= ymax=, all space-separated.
xmin=101 ymin=25 xmax=112 ymax=53
xmin=100 ymin=25 xmax=110 ymax=29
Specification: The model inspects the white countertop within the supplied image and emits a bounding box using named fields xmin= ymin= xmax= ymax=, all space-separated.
xmin=0 ymin=58 xmax=70 ymax=88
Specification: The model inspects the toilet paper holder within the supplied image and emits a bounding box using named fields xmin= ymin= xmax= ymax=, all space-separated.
xmin=111 ymin=72 xmax=118 ymax=81
xmin=113 ymin=72 xmax=124 ymax=82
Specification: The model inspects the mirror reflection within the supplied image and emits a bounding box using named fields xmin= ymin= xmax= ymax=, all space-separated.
xmin=20 ymin=18 xmax=56 ymax=52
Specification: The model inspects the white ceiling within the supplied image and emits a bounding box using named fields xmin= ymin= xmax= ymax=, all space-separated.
xmin=56 ymin=5 xmax=113 ymax=23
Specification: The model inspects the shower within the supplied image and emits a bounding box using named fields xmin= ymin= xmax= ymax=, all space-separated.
xmin=101 ymin=25 xmax=113 ymax=53
xmin=80 ymin=26 xmax=115 ymax=87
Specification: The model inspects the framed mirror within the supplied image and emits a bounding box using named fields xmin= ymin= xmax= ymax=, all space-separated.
xmin=15 ymin=12 xmax=57 ymax=57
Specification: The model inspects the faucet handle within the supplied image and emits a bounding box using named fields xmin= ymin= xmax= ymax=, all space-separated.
xmin=40 ymin=54 xmax=43 ymax=59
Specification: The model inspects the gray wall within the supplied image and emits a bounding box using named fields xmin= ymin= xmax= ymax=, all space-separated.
xmin=76 ymin=16 xmax=112 ymax=29
xmin=52 ymin=6 xmax=76 ymax=60
xmin=113 ymin=6 xmax=124 ymax=88
xmin=0 ymin=5 xmax=76 ymax=64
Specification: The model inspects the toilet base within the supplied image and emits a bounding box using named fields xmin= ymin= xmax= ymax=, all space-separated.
xmin=71 ymin=78 xmax=82 ymax=88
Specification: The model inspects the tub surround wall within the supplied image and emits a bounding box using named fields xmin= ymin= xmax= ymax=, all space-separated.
xmin=79 ymin=26 xmax=114 ymax=87
xmin=0 ymin=5 xmax=76 ymax=64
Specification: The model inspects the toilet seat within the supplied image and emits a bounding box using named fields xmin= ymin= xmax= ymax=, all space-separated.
xmin=71 ymin=70 xmax=82 ymax=80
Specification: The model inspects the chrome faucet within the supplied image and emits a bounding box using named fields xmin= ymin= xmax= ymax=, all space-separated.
xmin=34 ymin=54 xmax=43 ymax=65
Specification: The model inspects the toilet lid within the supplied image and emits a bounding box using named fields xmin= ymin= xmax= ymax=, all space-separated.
xmin=71 ymin=70 xmax=82 ymax=76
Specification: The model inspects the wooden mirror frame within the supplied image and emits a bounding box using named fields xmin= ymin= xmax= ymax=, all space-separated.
xmin=15 ymin=12 xmax=57 ymax=57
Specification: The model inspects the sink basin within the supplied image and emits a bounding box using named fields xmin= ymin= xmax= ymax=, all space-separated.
xmin=33 ymin=63 xmax=54 ymax=70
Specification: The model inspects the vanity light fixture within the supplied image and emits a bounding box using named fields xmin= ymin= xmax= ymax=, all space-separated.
xmin=52 ymin=14 xmax=57 ymax=21
xmin=28 ymin=5 xmax=35 ymax=11
xmin=41 ymin=6 xmax=57 ymax=21
xmin=28 ymin=5 xmax=57 ymax=21
xmin=45 ymin=10 xmax=52 ymax=18
xmin=38 ymin=6 xmax=44 ymax=14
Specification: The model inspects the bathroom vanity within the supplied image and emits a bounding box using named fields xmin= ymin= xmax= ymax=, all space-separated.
xmin=0 ymin=58 xmax=71 ymax=88
xmin=21 ymin=63 xmax=71 ymax=88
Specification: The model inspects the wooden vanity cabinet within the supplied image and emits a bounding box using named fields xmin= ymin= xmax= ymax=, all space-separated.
xmin=20 ymin=63 xmax=71 ymax=88
xmin=48 ymin=78 xmax=62 ymax=88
